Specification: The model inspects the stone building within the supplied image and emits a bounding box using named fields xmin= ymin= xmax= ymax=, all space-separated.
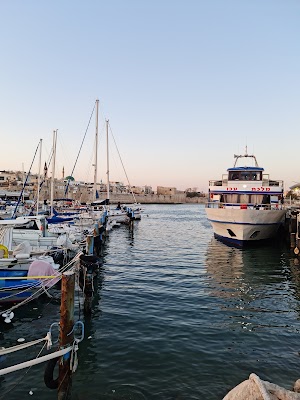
xmin=157 ymin=186 xmax=177 ymax=196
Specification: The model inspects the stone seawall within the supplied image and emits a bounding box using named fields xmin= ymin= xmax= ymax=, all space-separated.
xmin=99 ymin=193 xmax=207 ymax=204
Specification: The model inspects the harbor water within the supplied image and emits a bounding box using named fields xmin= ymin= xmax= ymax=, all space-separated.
xmin=1 ymin=204 xmax=300 ymax=399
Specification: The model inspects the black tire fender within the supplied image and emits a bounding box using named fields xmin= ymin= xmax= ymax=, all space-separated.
xmin=44 ymin=357 xmax=59 ymax=389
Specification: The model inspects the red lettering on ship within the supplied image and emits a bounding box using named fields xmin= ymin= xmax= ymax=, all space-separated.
xmin=252 ymin=187 xmax=271 ymax=192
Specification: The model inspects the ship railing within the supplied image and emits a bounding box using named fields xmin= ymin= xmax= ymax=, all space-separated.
xmin=222 ymin=175 xmax=228 ymax=185
xmin=208 ymin=176 xmax=228 ymax=186
xmin=208 ymin=180 xmax=223 ymax=186
xmin=206 ymin=202 xmax=284 ymax=210
xmin=262 ymin=174 xmax=284 ymax=187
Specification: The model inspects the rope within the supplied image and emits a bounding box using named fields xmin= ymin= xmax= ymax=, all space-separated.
xmin=0 ymin=345 xmax=72 ymax=376
xmin=12 ymin=141 xmax=41 ymax=219
xmin=0 ymin=226 xmax=10 ymax=244
xmin=65 ymin=101 xmax=96 ymax=196
xmin=0 ymin=276 xmax=60 ymax=280
xmin=108 ymin=122 xmax=137 ymax=204
xmin=0 ymin=335 xmax=50 ymax=356
xmin=0 ymin=252 xmax=82 ymax=316
xmin=0 ymin=281 xmax=41 ymax=302
xmin=0 ymin=340 xmax=48 ymax=400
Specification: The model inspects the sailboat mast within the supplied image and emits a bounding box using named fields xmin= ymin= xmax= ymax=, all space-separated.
xmin=36 ymin=138 xmax=42 ymax=215
xmin=93 ymin=99 xmax=99 ymax=200
xmin=106 ymin=119 xmax=110 ymax=201
xmin=50 ymin=130 xmax=57 ymax=218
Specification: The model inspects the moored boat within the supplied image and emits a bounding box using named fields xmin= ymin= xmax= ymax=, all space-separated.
xmin=205 ymin=151 xmax=286 ymax=246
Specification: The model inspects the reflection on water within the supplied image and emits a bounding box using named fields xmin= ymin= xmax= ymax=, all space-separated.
xmin=0 ymin=205 xmax=300 ymax=400
xmin=206 ymin=238 xmax=300 ymax=332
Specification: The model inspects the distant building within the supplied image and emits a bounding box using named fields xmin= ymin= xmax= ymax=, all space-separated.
xmin=157 ymin=186 xmax=177 ymax=196
xmin=143 ymin=185 xmax=153 ymax=194
xmin=0 ymin=170 xmax=17 ymax=186
xmin=131 ymin=186 xmax=143 ymax=195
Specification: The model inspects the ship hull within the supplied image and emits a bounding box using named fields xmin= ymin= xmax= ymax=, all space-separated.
xmin=205 ymin=208 xmax=286 ymax=246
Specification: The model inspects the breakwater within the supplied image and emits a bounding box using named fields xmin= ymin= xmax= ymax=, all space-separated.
xmin=98 ymin=193 xmax=207 ymax=204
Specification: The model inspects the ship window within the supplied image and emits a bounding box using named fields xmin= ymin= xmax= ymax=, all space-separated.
xmin=227 ymin=194 xmax=239 ymax=204
xmin=251 ymin=172 xmax=262 ymax=180
xmin=222 ymin=194 xmax=228 ymax=203
xmin=229 ymin=172 xmax=240 ymax=180
xmin=241 ymin=172 xmax=250 ymax=180
xmin=251 ymin=194 xmax=264 ymax=204
xmin=250 ymin=231 xmax=260 ymax=239
xmin=227 ymin=229 xmax=236 ymax=237
xmin=240 ymin=194 xmax=250 ymax=204
xmin=262 ymin=195 xmax=271 ymax=204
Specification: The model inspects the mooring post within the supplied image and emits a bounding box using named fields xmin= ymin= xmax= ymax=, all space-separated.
xmin=58 ymin=271 xmax=75 ymax=400
xmin=80 ymin=235 xmax=98 ymax=315
xmin=128 ymin=208 xmax=134 ymax=231
xmin=93 ymin=222 xmax=101 ymax=257
xmin=291 ymin=233 xmax=296 ymax=249
xmin=86 ymin=234 xmax=94 ymax=255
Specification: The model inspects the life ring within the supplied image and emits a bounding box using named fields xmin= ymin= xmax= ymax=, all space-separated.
xmin=0 ymin=244 xmax=8 ymax=258
xmin=44 ymin=357 xmax=59 ymax=389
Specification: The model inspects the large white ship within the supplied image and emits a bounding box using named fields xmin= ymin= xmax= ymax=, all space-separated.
xmin=205 ymin=152 xmax=286 ymax=246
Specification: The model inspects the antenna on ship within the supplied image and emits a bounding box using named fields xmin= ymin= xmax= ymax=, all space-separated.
xmin=233 ymin=144 xmax=259 ymax=167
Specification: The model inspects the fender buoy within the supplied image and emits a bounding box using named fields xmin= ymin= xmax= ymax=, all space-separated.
xmin=0 ymin=244 xmax=9 ymax=258
xmin=79 ymin=254 xmax=98 ymax=263
xmin=44 ymin=357 xmax=59 ymax=389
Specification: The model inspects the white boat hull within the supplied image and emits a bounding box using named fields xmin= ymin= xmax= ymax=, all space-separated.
xmin=12 ymin=232 xmax=58 ymax=249
xmin=205 ymin=208 xmax=286 ymax=245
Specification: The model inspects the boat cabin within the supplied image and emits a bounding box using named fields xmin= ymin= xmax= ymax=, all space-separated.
xmin=228 ymin=167 xmax=263 ymax=181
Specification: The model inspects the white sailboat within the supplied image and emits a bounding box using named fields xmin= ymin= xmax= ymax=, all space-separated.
xmin=104 ymin=119 xmax=130 ymax=229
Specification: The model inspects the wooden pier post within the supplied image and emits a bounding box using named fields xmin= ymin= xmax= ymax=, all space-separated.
xmin=93 ymin=222 xmax=102 ymax=257
xmin=58 ymin=271 xmax=75 ymax=400
xmin=86 ymin=234 xmax=94 ymax=255
xmin=291 ymin=233 xmax=296 ymax=249
xmin=79 ymin=254 xmax=98 ymax=315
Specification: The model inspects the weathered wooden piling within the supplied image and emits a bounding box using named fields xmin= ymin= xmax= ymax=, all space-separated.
xmin=86 ymin=234 xmax=94 ymax=255
xmin=93 ymin=222 xmax=104 ymax=256
xmin=288 ymin=212 xmax=299 ymax=250
xmin=79 ymin=253 xmax=99 ymax=315
xmin=126 ymin=207 xmax=134 ymax=231
xmin=58 ymin=271 xmax=75 ymax=400
xmin=291 ymin=233 xmax=296 ymax=249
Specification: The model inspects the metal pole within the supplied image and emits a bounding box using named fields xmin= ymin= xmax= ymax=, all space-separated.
xmin=58 ymin=271 xmax=75 ymax=400
xmin=93 ymin=99 xmax=99 ymax=201
xmin=50 ymin=130 xmax=57 ymax=218
xmin=37 ymin=139 xmax=42 ymax=215
xmin=106 ymin=119 xmax=110 ymax=201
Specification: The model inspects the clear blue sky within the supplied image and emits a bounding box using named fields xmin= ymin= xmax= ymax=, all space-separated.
xmin=1 ymin=0 xmax=299 ymax=191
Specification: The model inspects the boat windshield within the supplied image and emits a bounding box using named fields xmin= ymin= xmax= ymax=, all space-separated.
xmin=228 ymin=171 xmax=262 ymax=181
